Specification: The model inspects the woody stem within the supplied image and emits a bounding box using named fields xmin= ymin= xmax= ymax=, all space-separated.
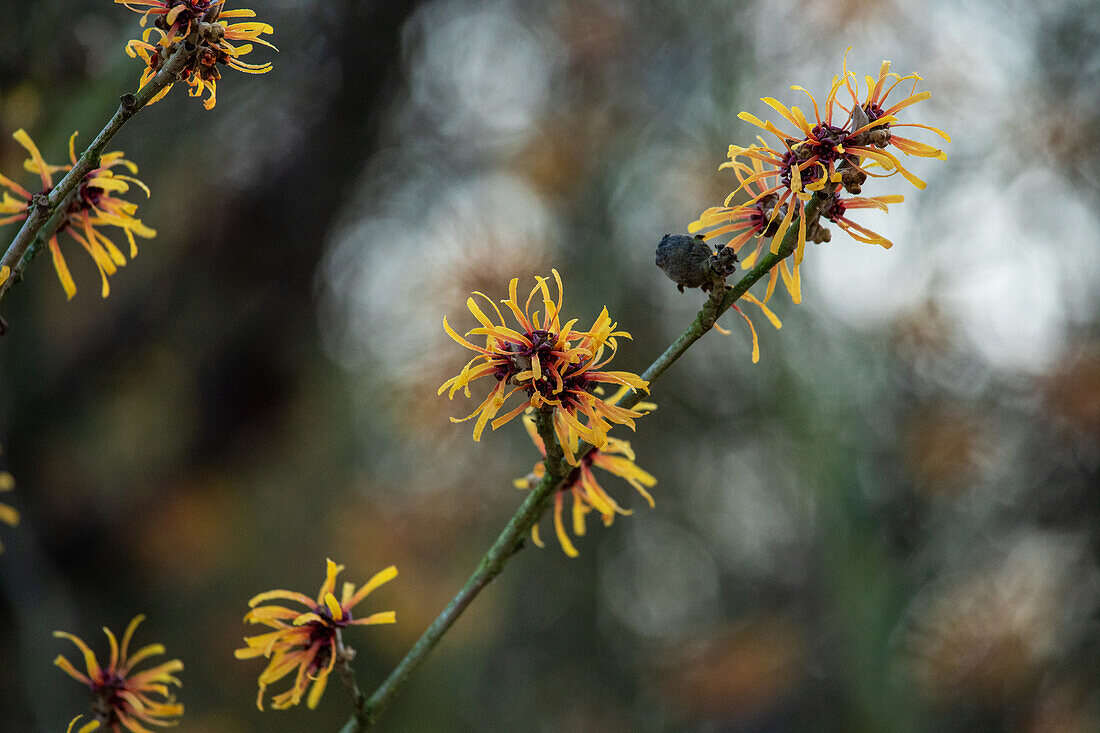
xmin=338 ymin=190 xmax=829 ymax=730
xmin=334 ymin=630 xmax=366 ymax=713
xmin=338 ymin=407 xmax=566 ymax=731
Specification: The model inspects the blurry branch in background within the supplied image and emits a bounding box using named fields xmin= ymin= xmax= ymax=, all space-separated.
xmin=336 ymin=191 xmax=831 ymax=731
xmin=0 ymin=43 xmax=196 ymax=307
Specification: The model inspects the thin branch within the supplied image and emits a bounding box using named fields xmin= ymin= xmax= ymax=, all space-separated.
xmin=340 ymin=408 xmax=566 ymax=728
xmin=0 ymin=42 xmax=196 ymax=304
xmin=336 ymin=190 xmax=831 ymax=731
xmin=334 ymin=629 xmax=367 ymax=725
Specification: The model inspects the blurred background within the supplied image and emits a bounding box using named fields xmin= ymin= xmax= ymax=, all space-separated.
xmin=1 ymin=0 xmax=1098 ymax=731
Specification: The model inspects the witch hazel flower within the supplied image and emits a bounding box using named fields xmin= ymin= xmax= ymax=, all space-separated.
xmin=440 ymin=269 xmax=649 ymax=463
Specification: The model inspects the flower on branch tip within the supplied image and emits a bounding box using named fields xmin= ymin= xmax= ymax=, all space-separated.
xmin=695 ymin=50 xmax=947 ymax=273
xmin=0 ymin=129 xmax=155 ymax=299
xmin=515 ymin=411 xmax=656 ymax=557
xmin=839 ymin=48 xmax=951 ymax=175
xmin=53 ymin=615 xmax=184 ymax=733
xmin=122 ymin=1 xmax=276 ymax=110
xmin=235 ymin=559 xmax=397 ymax=711
xmin=439 ymin=269 xmax=649 ymax=463
xmin=0 ymin=464 xmax=16 ymax=555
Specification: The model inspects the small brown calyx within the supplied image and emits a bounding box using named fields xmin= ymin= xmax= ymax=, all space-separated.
xmin=806 ymin=218 xmax=832 ymax=244
xmin=790 ymin=139 xmax=817 ymax=160
xmin=864 ymin=128 xmax=891 ymax=148
xmin=198 ymin=21 xmax=225 ymax=43
xmin=836 ymin=161 xmax=867 ymax=195
xmin=337 ymin=643 xmax=357 ymax=663
xmin=848 ymin=104 xmax=892 ymax=149
xmin=197 ymin=46 xmax=220 ymax=67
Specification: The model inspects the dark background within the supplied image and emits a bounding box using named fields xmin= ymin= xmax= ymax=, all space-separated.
xmin=1 ymin=1 xmax=1098 ymax=731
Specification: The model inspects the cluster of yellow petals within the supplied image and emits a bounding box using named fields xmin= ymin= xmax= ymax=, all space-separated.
xmin=0 ymin=129 xmax=154 ymax=299
xmin=53 ymin=615 xmax=184 ymax=733
xmin=235 ymin=560 xmax=397 ymax=711
xmin=121 ymin=1 xmax=276 ymax=110
xmin=440 ymin=270 xmax=649 ymax=462
xmin=515 ymin=412 xmax=657 ymax=557
xmin=691 ymin=48 xmax=949 ymax=304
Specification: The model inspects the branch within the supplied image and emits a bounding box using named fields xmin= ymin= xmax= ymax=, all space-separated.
xmin=0 ymin=42 xmax=196 ymax=304
xmin=338 ymin=191 xmax=830 ymax=730
xmin=339 ymin=408 xmax=566 ymax=729
xmin=334 ymin=630 xmax=367 ymax=726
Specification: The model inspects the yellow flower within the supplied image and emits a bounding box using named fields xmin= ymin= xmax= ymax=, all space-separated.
xmin=0 ymin=129 xmax=155 ymax=299
xmin=53 ymin=615 xmax=184 ymax=733
xmin=235 ymin=560 xmax=397 ymax=711
xmin=698 ymin=51 xmax=947 ymax=271
xmin=439 ymin=269 xmax=649 ymax=463
xmin=839 ymin=49 xmax=951 ymax=174
xmin=514 ymin=412 xmax=656 ymax=557
xmin=0 ymin=465 xmax=16 ymax=555
xmin=123 ymin=1 xmax=276 ymax=110
xmin=691 ymin=51 xmax=947 ymax=311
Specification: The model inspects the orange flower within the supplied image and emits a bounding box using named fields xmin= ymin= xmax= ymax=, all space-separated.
xmin=0 ymin=129 xmax=154 ymax=299
xmin=123 ymin=1 xmax=276 ymax=110
xmin=699 ymin=51 xmax=947 ymax=270
xmin=235 ymin=560 xmax=397 ymax=710
xmin=439 ymin=270 xmax=649 ymax=463
xmin=739 ymin=50 xmax=947 ymax=198
xmin=53 ymin=615 xmax=183 ymax=733
xmin=691 ymin=50 xmax=947 ymax=321
xmin=515 ymin=412 xmax=656 ymax=557
xmin=838 ymin=50 xmax=951 ymax=178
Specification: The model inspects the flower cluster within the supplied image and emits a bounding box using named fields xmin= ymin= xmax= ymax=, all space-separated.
xmin=54 ymin=615 xmax=184 ymax=733
xmin=440 ymin=270 xmax=649 ymax=462
xmin=514 ymin=412 xmax=657 ymax=557
xmin=235 ymin=560 xmax=397 ymax=710
xmin=690 ymin=49 xmax=949 ymax=305
xmin=0 ymin=130 xmax=154 ymax=299
xmin=121 ymin=0 xmax=276 ymax=109
xmin=0 ymin=462 xmax=16 ymax=554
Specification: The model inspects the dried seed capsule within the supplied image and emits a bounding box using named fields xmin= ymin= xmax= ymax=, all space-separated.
xmin=655 ymin=234 xmax=737 ymax=292
xmin=656 ymin=234 xmax=713 ymax=292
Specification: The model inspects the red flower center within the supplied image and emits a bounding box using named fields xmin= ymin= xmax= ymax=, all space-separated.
xmin=822 ymin=197 xmax=848 ymax=222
